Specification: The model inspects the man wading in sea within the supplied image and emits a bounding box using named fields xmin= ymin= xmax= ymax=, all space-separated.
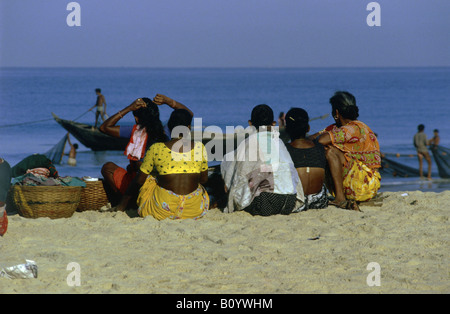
xmin=66 ymin=134 xmax=78 ymax=167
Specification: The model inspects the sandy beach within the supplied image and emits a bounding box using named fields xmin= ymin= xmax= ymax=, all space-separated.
xmin=0 ymin=190 xmax=448 ymax=294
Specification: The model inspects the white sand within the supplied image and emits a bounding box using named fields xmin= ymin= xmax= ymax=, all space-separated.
xmin=1 ymin=191 xmax=449 ymax=294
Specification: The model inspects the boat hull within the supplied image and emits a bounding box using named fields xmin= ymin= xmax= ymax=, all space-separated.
xmin=52 ymin=113 xmax=129 ymax=151
xmin=52 ymin=113 xmax=242 ymax=154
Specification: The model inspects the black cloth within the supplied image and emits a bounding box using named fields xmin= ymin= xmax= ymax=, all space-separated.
xmin=431 ymin=145 xmax=450 ymax=178
xmin=243 ymin=192 xmax=297 ymax=216
xmin=294 ymin=185 xmax=328 ymax=212
xmin=0 ymin=159 xmax=11 ymax=202
xmin=286 ymin=140 xmax=327 ymax=170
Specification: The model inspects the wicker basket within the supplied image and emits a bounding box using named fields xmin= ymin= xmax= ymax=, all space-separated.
xmin=77 ymin=180 xmax=109 ymax=212
xmin=12 ymin=185 xmax=82 ymax=219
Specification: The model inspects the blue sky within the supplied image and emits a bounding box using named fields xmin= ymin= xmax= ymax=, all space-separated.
xmin=0 ymin=0 xmax=449 ymax=67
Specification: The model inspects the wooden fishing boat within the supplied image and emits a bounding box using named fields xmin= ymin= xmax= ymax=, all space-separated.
xmin=52 ymin=113 xmax=129 ymax=151
xmin=52 ymin=112 xmax=329 ymax=152
xmin=52 ymin=113 xmax=243 ymax=154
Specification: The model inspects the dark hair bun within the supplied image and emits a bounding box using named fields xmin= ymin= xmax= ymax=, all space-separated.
xmin=330 ymin=91 xmax=359 ymax=120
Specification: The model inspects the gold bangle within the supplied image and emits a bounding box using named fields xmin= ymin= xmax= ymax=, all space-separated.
xmin=118 ymin=111 xmax=123 ymax=118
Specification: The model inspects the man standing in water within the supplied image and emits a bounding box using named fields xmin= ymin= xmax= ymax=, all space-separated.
xmin=66 ymin=134 xmax=78 ymax=167
xmin=89 ymin=88 xmax=107 ymax=128
xmin=413 ymin=124 xmax=432 ymax=180
xmin=429 ymin=129 xmax=440 ymax=150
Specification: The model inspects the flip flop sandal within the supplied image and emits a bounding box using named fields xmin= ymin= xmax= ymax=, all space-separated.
xmin=329 ymin=199 xmax=361 ymax=212
xmin=347 ymin=200 xmax=361 ymax=212
xmin=329 ymin=200 xmax=349 ymax=209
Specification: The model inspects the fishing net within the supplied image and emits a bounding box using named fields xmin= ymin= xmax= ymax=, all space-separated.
xmin=44 ymin=135 xmax=68 ymax=165
xmin=380 ymin=156 xmax=421 ymax=177
xmin=380 ymin=145 xmax=450 ymax=178
xmin=431 ymin=146 xmax=450 ymax=178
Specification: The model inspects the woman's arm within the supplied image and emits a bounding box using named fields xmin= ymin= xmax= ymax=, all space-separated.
xmin=317 ymin=132 xmax=332 ymax=146
xmin=153 ymin=94 xmax=194 ymax=117
xmin=308 ymin=132 xmax=322 ymax=141
xmin=66 ymin=133 xmax=73 ymax=146
xmin=99 ymin=98 xmax=147 ymax=137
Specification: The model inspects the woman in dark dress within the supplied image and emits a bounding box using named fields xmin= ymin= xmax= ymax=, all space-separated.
xmin=285 ymin=108 xmax=328 ymax=212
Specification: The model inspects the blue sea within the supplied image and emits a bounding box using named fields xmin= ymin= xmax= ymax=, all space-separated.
xmin=1 ymin=67 xmax=449 ymax=193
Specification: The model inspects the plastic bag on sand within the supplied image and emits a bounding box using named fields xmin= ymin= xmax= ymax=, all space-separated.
xmin=0 ymin=260 xmax=38 ymax=279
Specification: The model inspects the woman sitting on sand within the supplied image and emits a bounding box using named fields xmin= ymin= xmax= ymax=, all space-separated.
xmin=285 ymin=108 xmax=328 ymax=211
xmin=311 ymin=91 xmax=381 ymax=211
xmin=100 ymin=95 xmax=193 ymax=206
xmin=114 ymin=109 xmax=210 ymax=220
xmin=221 ymin=104 xmax=304 ymax=216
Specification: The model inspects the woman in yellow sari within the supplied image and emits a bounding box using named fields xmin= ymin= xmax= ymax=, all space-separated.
xmin=311 ymin=91 xmax=381 ymax=211
xmin=115 ymin=109 xmax=210 ymax=220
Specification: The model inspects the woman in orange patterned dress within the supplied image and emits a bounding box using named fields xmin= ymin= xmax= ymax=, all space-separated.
xmin=311 ymin=91 xmax=381 ymax=211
